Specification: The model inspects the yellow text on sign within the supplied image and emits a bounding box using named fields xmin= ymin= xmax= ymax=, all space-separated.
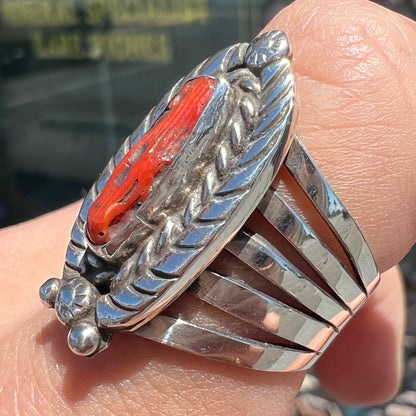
xmin=32 ymin=31 xmax=172 ymax=63
xmin=2 ymin=0 xmax=209 ymax=27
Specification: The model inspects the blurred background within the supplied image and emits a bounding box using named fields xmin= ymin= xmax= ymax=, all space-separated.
xmin=1 ymin=1 xmax=416 ymax=415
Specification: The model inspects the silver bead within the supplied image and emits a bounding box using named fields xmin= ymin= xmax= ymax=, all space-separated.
xmin=68 ymin=321 xmax=101 ymax=357
xmin=39 ymin=277 xmax=61 ymax=308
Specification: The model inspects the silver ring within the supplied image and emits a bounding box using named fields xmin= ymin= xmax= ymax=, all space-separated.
xmin=39 ymin=31 xmax=379 ymax=372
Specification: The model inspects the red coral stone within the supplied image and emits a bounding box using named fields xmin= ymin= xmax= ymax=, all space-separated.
xmin=87 ymin=77 xmax=217 ymax=245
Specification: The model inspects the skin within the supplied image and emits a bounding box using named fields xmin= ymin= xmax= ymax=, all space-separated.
xmin=0 ymin=0 xmax=415 ymax=414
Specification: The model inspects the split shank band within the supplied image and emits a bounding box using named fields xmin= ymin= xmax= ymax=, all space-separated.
xmin=39 ymin=31 xmax=379 ymax=372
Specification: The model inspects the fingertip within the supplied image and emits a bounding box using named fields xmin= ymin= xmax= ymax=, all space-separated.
xmin=262 ymin=0 xmax=416 ymax=272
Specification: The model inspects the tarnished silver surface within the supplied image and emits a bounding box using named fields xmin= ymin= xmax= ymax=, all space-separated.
xmin=39 ymin=31 xmax=379 ymax=372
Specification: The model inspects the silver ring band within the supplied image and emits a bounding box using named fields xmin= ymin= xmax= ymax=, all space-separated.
xmin=135 ymin=136 xmax=379 ymax=371
xmin=39 ymin=31 xmax=379 ymax=372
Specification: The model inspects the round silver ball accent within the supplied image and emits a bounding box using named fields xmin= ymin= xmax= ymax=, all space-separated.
xmin=55 ymin=278 xmax=98 ymax=325
xmin=39 ymin=277 xmax=61 ymax=308
xmin=68 ymin=321 xmax=101 ymax=357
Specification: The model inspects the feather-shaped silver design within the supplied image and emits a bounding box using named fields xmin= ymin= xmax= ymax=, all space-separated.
xmin=39 ymin=31 xmax=295 ymax=356
xmin=39 ymin=31 xmax=378 ymax=371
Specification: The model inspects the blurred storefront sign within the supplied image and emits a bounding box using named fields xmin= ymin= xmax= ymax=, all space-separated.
xmin=2 ymin=0 xmax=414 ymax=226
xmin=0 ymin=0 xmax=268 ymax=225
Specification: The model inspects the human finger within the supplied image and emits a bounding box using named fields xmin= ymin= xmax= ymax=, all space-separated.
xmin=315 ymin=266 xmax=406 ymax=406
